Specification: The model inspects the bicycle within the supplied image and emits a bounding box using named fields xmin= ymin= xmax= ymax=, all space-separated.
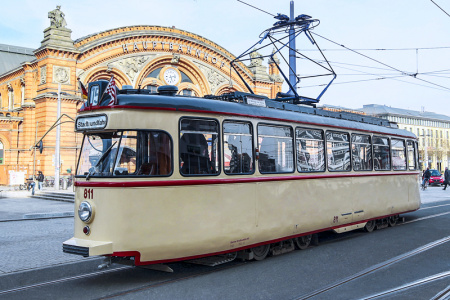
xmin=421 ymin=179 xmax=429 ymax=191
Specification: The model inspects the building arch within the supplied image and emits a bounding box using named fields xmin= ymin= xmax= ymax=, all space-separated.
xmin=83 ymin=66 xmax=130 ymax=88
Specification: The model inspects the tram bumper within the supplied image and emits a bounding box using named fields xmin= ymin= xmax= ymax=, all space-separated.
xmin=63 ymin=238 xmax=113 ymax=257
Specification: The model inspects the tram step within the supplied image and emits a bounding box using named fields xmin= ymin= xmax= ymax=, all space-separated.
xmin=185 ymin=254 xmax=237 ymax=267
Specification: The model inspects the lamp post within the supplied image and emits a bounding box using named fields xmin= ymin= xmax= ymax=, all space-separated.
xmin=55 ymin=83 xmax=61 ymax=190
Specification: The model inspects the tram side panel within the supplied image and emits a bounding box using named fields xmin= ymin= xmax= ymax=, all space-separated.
xmin=73 ymin=183 xmax=259 ymax=263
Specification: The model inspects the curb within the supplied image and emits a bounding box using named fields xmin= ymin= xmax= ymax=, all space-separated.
xmin=0 ymin=258 xmax=107 ymax=292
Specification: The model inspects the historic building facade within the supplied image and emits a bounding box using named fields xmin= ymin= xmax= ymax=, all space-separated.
xmin=360 ymin=104 xmax=450 ymax=172
xmin=0 ymin=6 xmax=282 ymax=185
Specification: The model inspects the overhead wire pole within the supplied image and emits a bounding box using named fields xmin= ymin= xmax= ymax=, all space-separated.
xmin=55 ymin=83 xmax=61 ymax=190
xmin=288 ymin=1 xmax=297 ymax=95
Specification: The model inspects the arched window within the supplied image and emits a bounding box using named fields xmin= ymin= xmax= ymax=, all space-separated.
xmin=0 ymin=140 xmax=4 ymax=164
xmin=147 ymin=68 xmax=162 ymax=79
xmin=180 ymin=71 xmax=192 ymax=84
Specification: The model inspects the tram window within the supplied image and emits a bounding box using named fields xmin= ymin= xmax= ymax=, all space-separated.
xmin=223 ymin=121 xmax=254 ymax=175
xmin=407 ymin=140 xmax=417 ymax=170
xmin=179 ymin=118 xmax=220 ymax=176
xmin=136 ymin=131 xmax=172 ymax=176
xmin=296 ymin=128 xmax=325 ymax=172
xmin=114 ymin=131 xmax=137 ymax=175
xmin=258 ymin=125 xmax=294 ymax=174
xmin=373 ymin=136 xmax=391 ymax=171
xmin=392 ymin=139 xmax=407 ymax=171
xmin=77 ymin=130 xmax=172 ymax=177
xmin=351 ymin=134 xmax=372 ymax=171
xmin=326 ymin=131 xmax=351 ymax=172
xmin=77 ymin=132 xmax=122 ymax=176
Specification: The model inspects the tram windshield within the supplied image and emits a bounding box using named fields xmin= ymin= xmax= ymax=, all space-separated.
xmin=77 ymin=130 xmax=172 ymax=177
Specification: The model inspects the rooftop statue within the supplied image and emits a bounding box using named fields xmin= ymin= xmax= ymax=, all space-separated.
xmin=48 ymin=5 xmax=67 ymax=28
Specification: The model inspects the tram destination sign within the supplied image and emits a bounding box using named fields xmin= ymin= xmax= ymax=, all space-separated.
xmin=245 ymin=96 xmax=266 ymax=107
xmin=76 ymin=115 xmax=107 ymax=131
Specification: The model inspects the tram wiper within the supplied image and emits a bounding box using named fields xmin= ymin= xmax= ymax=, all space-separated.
xmin=86 ymin=141 xmax=117 ymax=181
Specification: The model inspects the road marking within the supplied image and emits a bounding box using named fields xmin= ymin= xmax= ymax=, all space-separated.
xmin=420 ymin=203 xmax=450 ymax=210
xmin=402 ymin=211 xmax=450 ymax=224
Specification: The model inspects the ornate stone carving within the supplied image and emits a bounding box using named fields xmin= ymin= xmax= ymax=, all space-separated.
xmin=40 ymin=66 xmax=47 ymax=84
xmin=48 ymin=6 xmax=67 ymax=28
xmin=249 ymin=48 xmax=263 ymax=67
xmin=195 ymin=62 xmax=227 ymax=93
xmin=53 ymin=66 xmax=70 ymax=84
xmin=111 ymin=56 xmax=150 ymax=82
xmin=171 ymin=53 xmax=181 ymax=64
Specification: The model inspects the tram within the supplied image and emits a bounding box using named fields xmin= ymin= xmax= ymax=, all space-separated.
xmin=63 ymin=80 xmax=421 ymax=268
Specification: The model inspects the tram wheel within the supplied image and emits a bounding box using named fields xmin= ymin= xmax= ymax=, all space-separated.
xmin=388 ymin=215 xmax=398 ymax=227
xmin=251 ymin=244 xmax=270 ymax=261
xmin=294 ymin=235 xmax=312 ymax=250
xmin=364 ymin=220 xmax=376 ymax=233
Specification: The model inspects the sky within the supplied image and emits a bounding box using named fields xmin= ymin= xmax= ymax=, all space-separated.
xmin=1 ymin=0 xmax=450 ymax=115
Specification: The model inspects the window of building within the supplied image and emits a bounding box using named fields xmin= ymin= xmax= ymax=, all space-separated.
xmin=326 ymin=131 xmax=351 ymax=171
xmin=180 ymin=89 xmax=194 ymax=96
xmin=391 ymin=139 xmax=407 ymax=171
xmin=351 ymin=134 xmax=372 ymax=171
xmin=258 ymin=124 xmax=294 ymax=173
xmin=296 ymin=128 xmax=325 ymax=172
xmin=373 ymin=136 xmax=391 ymax=171
xmin=179 ymin=118 xmax=219 ymax=175
xmin=223 ymin=121 xmax=254 ymax=174
xmin=180 ymin=71 xmax=193 ymax=84
xmin=0 ymin=140 xmax=3 ymax=164
xmin=147 ymin=68 xmax=162 ymax=78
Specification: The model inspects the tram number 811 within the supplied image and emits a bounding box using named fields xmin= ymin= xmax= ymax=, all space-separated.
xmin=84 ymin=189 xmax=94 ymax=199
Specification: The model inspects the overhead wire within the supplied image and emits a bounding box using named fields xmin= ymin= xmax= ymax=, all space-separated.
xmin=430 ymin=0 xmax=450 ymax=18
xmin=311 ymin=32 xmax=450 ymax=91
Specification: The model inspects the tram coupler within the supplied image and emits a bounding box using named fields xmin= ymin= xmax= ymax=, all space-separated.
xmin=98 ymin=257 xmax=112 ymax=270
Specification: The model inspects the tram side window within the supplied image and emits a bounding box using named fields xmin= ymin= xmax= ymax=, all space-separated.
xmin=373 ymin=136 xmax=391 ymax=171
xmin=407 ymin=140 xmax=416 ymax=170
xmin=326 ymin=131 xmax=351 ymax=171
xmin=258 ymin=124 xmax=294 ymax=174
xmin=392 ymin=139 xmax=407 ymax=170
xmin=135 ymin=131 xmax=172 ymax=176
xmin=296 ymin=128 xmax=325 ymax=172
xmin=351 ymin=134 xmax=372 ymax=171
xmin=179 ymin=118 xmax=220 ymax=176
xmin=223 ymin=121 xmax=254 ymax=174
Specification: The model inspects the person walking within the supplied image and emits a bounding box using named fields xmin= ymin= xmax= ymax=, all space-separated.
xmin=37 ymin=171 xmax=44 ymax=190
xmin=443 ymin=167 xmax=450 ymax=190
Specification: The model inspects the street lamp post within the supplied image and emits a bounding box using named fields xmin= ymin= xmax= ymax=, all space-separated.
xmin=54 ymin=83 xmax=61 ymax=190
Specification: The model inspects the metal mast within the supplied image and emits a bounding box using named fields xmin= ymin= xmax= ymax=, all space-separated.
xmin=288 ymin=0 xmax=297 ymax=95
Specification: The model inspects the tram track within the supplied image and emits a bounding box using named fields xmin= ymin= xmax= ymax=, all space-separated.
xmin=0 ymin=215 xmax=73 ymax=223
xmin=293 ymin=236 xmax=450 ymax=300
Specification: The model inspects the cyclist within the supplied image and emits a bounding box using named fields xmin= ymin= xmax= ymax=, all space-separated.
xmin=422 ymin=167 xmax=431 ymax=189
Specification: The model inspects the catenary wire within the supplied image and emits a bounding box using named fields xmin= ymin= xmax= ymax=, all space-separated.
xmin=430 ymin=0 xmax=450 ymax=18
xmin=236 ymin=0 xmax=275 ymax=17
xmin=311 ymin=32 xmax=450 ymax=91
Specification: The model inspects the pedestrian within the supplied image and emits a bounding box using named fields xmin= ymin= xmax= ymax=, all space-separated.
xmin=443 ymin=167 xmax=450 ymax=190
xmin=37 ymin=171 xmax=44 ymax=190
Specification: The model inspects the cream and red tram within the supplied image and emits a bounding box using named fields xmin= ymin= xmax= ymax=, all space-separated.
xmin=63 ymin=80 xmax=421 ymax=266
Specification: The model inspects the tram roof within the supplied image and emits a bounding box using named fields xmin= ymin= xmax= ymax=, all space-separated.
xmin=81 ymin=90 xmax=416 ymax=139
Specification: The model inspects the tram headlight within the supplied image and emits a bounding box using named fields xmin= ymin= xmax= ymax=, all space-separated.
xmin=78 ymin=201 xmax=93 ymax=223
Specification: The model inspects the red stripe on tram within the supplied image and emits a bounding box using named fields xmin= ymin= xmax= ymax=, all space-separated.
xmin=75 ymin=172 xmax=419 ymax=188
